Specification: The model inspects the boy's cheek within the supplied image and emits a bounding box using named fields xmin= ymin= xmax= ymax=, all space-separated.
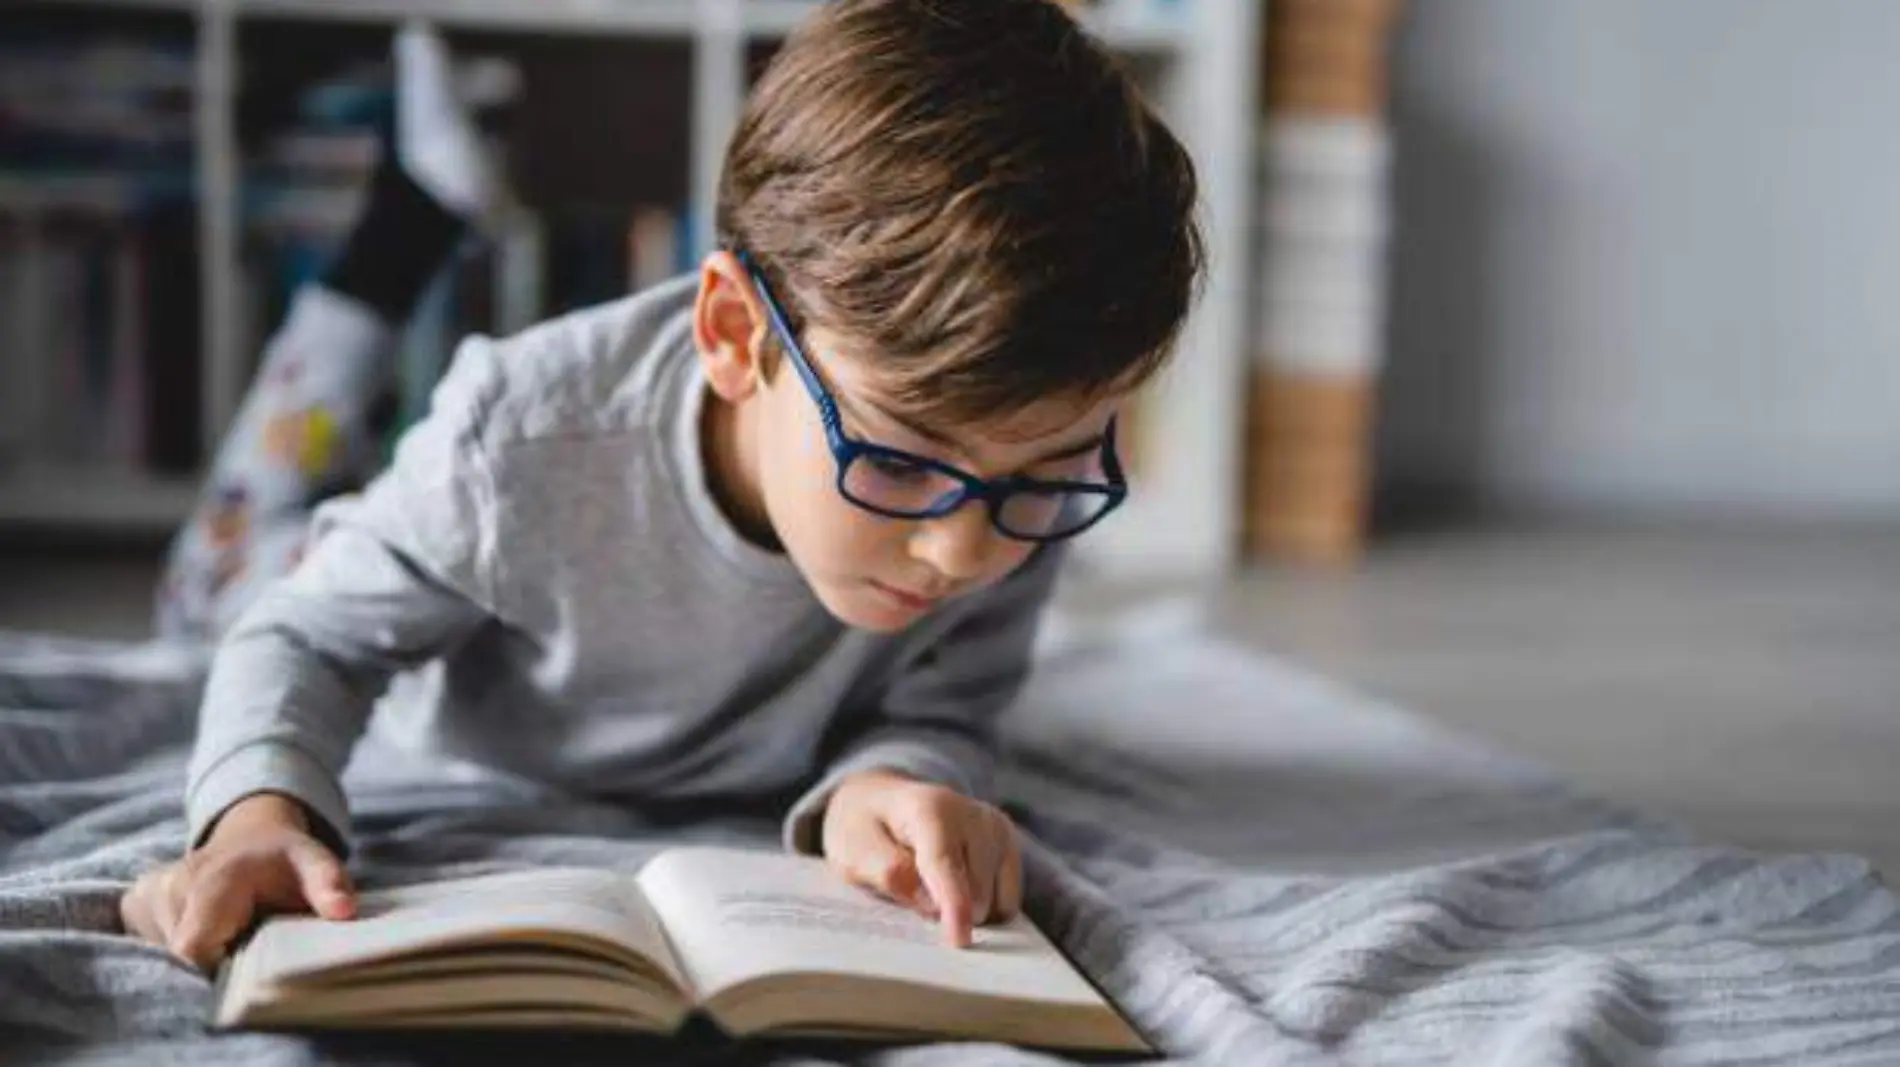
xmin=992 ymin=540 xmax=1040 ymax=581
xmin=815 ymin=491 xmax=904 ymax=565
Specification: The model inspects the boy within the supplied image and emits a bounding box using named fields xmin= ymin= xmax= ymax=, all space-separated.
xmin=121 ymin=0 xmax=1202 ymax=972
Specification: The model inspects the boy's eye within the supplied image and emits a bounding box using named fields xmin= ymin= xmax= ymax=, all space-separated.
xmin=863 ymin=453 xmax=934 ymax=485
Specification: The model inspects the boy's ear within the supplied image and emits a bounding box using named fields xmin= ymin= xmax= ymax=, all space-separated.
xmin=694 ymin=252 xmax=775 ymax=403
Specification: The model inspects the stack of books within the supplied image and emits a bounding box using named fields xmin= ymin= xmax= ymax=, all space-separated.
xmin=1246 ymin=0 xmax=1404 ymax=565
xmin=0 ymin=30 xmax=204 ymax=477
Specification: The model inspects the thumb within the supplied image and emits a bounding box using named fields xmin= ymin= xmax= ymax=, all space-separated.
xmin=839 ymin=821 xmax=927 ymax=910
xmin=286 ymin=839 xmax=356 ymax=920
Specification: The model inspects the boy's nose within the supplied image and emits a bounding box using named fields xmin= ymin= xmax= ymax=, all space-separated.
xmin=907 ymin=502 xmax=997 ymax=584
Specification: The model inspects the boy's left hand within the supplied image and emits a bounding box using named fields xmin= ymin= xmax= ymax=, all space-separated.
xmin=822 ymin=768 xmax=1022 ymax=949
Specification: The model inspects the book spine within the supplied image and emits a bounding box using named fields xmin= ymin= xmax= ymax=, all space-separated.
xmin=14 ymin=218 xmax=51 ymax=463
xmin=629 ymin=205 xmax=680 ymax=292
xmin=493 ymin=210 xmax=545 ymax=336
xmin=79 ymin=224 xmax=116 ymax=465
xmin=673 ymin=205 xmax=699 ymax=275
xmin=142 ymin=206 xmax=203 ymax=474
xmin=456 ymin=236 xmax=495 ymax=350
xmin=0 ymin=219 xmax=31 ymax=461
xmin=393 ymin=260 xmax=456 ymax=454
xmin=109 ymin=222 xmax=146 ymax=469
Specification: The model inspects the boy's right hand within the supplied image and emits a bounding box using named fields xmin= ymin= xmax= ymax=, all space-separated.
xmin=120 ymin=793 xmax=356 ymax=972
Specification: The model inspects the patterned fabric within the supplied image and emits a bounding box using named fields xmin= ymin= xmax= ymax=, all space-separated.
xmin=156 ymin=287 xmax=392 ymax=641
xmin=0 ymin=620 xmax=1895 ymax=1066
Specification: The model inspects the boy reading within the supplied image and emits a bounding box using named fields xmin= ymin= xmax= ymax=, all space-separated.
xmin=122 ymin=0 xmax=1203 ymax=974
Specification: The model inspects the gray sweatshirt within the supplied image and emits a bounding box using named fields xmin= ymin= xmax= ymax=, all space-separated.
xmin=184 ymin=277 xmax=1061 ymax=857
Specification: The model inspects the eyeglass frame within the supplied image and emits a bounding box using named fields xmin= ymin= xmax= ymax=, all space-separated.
xmin=735 ymin=251 xmax=1130 ymax=544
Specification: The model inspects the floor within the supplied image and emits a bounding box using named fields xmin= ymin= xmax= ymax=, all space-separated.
xmin=3 ymin=521 xmax=1897 ymax=872
xmin=1194 ymin=522 xmax=1900 ymax=874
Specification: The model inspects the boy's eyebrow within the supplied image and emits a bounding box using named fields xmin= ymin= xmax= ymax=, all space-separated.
xmin=848 ymin=392 xmax=1108 ymax=468
xmin=1025 ymin=434 xmax=1110 ymax=466
xmin=853 ymin=393 xmax=961 ymax=450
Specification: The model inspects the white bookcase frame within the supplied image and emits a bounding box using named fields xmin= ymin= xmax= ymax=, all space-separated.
xmin=1 ymin=0 xmax=1258 ymax=579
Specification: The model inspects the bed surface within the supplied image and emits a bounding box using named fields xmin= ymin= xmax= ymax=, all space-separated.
xmin=1 ymin=610 xmax=1894 ymax=1065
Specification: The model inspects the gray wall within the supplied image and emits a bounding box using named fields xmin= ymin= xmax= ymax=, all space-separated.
xmin=1378 ymin=0 xmax=1900 ymax=518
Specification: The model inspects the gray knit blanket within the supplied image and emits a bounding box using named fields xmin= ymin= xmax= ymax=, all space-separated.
xmin=1 ymin=609 xmax=1894 ymax=1066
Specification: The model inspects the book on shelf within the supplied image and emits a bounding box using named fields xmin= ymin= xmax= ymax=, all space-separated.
xmin=215 ymin=845 xmax=1149 ymax=1053
xmin=0 ymin=192 xmax=205 ymax=478
xmin=0 ymin=32 xmax=195 ymax=174
xmin=0 ymin=29 xmax=202 ymax=480
xmin=0 ymin=23 xmax=707 ymax=486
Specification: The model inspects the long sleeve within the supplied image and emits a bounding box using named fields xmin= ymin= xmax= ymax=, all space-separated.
xmin=781 ymin=545 xmax=1064 ymax=855
xmin=184 ymin=339 xmax=506 ymax=853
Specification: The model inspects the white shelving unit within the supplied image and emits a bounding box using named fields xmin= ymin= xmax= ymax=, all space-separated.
xmin=0 ymin=465 xmax=201 ymax=529
xmin=4 ymin=0 xmax=1258 ymax=578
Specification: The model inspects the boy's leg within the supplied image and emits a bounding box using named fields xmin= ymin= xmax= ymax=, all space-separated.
xmin=156 ymin=24 xmax=496 ymax=641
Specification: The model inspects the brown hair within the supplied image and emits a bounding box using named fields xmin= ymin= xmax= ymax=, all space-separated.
xmin=718 ymin=0 xmax=1203 ymax=427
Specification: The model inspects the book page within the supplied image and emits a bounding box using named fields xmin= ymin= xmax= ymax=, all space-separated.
xmin=236 ymin=867 xmax=686 ymax=994
xmin=637 ymin=847 xmax=1107 ymax=1009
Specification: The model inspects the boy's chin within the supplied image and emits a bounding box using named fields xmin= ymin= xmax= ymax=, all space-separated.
xmin=812 ymin=579 xmax=934 ymax=634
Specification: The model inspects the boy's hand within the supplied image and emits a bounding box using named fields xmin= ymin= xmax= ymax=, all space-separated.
xmin=120 ymin=793 xmax=356 ymax=973
xmin=821 ymin=769 xmax=1022 ymax=949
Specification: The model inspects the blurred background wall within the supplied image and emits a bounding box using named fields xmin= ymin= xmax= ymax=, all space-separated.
xmin=1379 ymin=0 xmax=1900 ymax=520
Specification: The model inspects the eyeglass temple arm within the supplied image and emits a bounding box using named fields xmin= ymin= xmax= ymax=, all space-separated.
xmin=737 ymin=253 xmax=842 ymax=436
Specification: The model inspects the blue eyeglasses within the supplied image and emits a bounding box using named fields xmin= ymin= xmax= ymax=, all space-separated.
xmin=738 ymin=253 xmax=1129 ymax=543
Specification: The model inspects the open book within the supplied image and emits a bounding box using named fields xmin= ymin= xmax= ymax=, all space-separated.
xmin=214 ymin=845 xmax=1149 ymax=1052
